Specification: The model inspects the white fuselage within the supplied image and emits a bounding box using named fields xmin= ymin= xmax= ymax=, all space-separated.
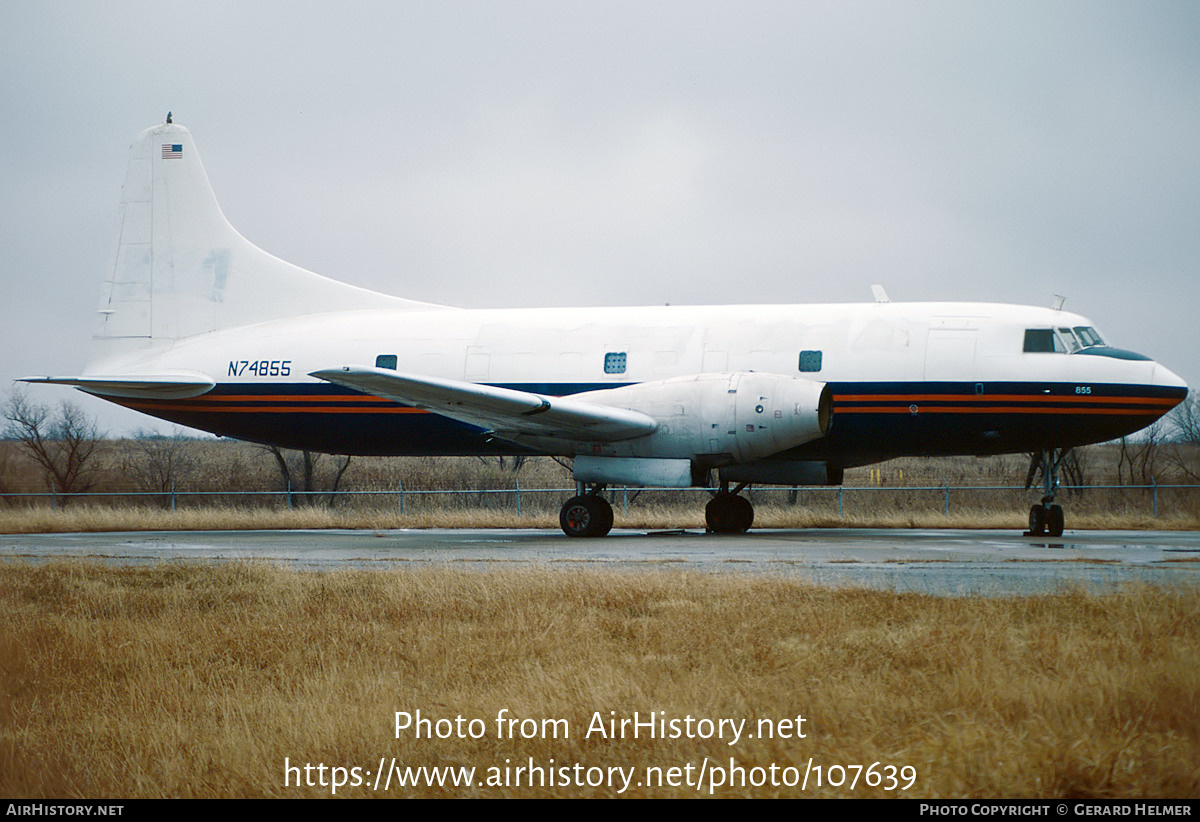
xmin=95 ymin=301 xmax=1174 ymax=391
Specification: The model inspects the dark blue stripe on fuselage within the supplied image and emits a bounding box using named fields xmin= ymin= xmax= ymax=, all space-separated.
xmin=107 ymin=380 xmax=1186 ymax=459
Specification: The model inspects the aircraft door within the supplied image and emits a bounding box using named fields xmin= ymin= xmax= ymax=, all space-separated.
xmin=924 ymin=329 xmax=977 ymax=381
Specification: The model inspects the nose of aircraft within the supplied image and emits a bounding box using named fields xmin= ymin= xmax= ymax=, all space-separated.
xmin=1152 ymin=361 xmax=1188 ymax=394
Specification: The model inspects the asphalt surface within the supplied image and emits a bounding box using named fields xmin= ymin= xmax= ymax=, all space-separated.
xmin=3 ymin=527 xmax=1199 ymax=596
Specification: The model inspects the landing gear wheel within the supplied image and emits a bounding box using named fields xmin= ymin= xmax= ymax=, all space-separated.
xmin=597 ymin=496 xmax=615 ymax=535
xmin=731 ymin=495 xmax=753 ymax=531
xmin=1025 ymin=449 xmax=1069 ymax=538
xmin=1028 ymin=505 xmax=1046 ymax=536
xmin=559 ymin=495 xmax=613 ymax=538
xmin=1028 ymin=504 xmax=1064 ymax=537
xmin=1046 ymin=504 xmax=1064 ymax=537
xmin=706 ymin=494 xmax=754 ymax=533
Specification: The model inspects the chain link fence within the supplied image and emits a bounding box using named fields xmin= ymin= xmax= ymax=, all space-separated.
xmin=3 ymin=482 xmax=1197 ymax=520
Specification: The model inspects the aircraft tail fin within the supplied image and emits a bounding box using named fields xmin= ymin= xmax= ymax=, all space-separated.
xmin=90 ymin=119 xmax=435 ymax=368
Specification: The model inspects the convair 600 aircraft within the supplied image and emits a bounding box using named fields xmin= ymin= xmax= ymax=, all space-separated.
xmin=23 ymin=119 xmax=1188 ymax=537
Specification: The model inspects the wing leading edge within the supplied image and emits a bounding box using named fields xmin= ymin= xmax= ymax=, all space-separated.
xmin=309 ymin=366 xmax=658 ymax=442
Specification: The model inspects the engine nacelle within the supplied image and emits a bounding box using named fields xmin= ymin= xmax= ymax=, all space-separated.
xmin=571 ymin=372 xmax=831 ymax=464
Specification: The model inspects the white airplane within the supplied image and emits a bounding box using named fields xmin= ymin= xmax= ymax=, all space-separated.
xmin=22 ymin=118 xmax=1189 ymax=538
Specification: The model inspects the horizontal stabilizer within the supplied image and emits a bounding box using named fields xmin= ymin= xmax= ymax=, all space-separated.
xmin=310 ymin=366 xmax=658 ymax=442
xmin=18 ymin=374 xmax=215 ymax=400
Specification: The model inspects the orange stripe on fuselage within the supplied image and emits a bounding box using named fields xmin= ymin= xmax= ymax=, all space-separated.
xmin=837 ymin=406 xmax=1161 ymax=415
xmin=186 ymin=393 xmax=398 ymax=403
xmin=833 ymin=393 xmax=1177 ymax=406
xmin=117 ymin=390 xmax=1174 ymax=418
xmin=121 ymin=403 xmax=429 ymax=414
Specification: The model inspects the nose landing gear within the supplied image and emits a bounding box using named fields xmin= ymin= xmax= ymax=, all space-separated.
xmin=1025 ymin=448 xmax=1069 ymax=537
xmin=1028 ymin=500 xmax=1064 ymax=537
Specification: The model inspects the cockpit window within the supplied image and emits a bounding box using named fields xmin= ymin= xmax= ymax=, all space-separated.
xmin=1057 ymin=328 xmax=1082 ymax=352
xmin=1023 ymin=329 xmax=1064 ymax=353
xmin=1074 ymin=326 xmax=1105 ymax=347
xmin=1025 ymin=326 xmax=1106 ymax=354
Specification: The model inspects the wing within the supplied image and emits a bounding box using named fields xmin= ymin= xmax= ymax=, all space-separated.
xmin=309 ymin=366 xmax=657 ymax=442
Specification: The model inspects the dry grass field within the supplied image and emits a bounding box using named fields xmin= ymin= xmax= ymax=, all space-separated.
xmin=1 ymin=561 xmax=1197 ymax=798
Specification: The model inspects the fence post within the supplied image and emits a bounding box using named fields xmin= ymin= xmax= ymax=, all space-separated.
xmin=837 ymin=487 xmax=843 ymax=518
xmin=171 ymin=480 xmax=176 ymax=512
xmin=515 ymin=478 xmax=521 ymax=517
xmin=1152 ymin=476 xmax=1157 ymax=518
xmin=286 ymin=479 xmax=292 ymax=510
xmin=623 ymin=486 xmax=628 ymax=515
xmin=944 ymin=481 xmax=950 ymax=517
xmin=398 ymin=479 xmax=404 ymax=515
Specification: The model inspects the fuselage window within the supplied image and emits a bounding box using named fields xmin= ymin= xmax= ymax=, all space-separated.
xmin=604 ymin=352 xmax=627 ymax=374
xmin=799 ymin=350 xmax=823 ymax=372
xmin=375 ymin=354 xmax=398 ymax=370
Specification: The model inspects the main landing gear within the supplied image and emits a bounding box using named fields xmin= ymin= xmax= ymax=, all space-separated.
xmin=559 ymin=483 xmax=614 ymax=538
xmin=557 ymin=481 xmax=758 ymax=537
xmin=706 ymin=481 xmax=754 ymax=534
xmin=1025 ymin=448 xmax=1069 ymax=537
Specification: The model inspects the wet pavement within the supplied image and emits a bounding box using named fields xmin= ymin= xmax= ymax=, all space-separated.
xmin=3 ymin=527 xmax=1198 ymax=596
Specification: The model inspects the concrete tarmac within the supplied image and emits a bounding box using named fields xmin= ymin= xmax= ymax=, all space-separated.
xmin=2 ymin=527 xmax=1198 ymax=596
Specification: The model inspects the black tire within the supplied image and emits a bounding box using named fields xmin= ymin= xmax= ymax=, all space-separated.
xmin=705 ymin=495 xmax=733 ymax=532
xmin=1028 ymin=505 xmax=1046 ymax=536
xmin=730 ymin=494 xmax=754 ymax=532
xmin=559 ymin=495 xmax=613 ymax=538
xmin=1047 ymin=504 xmax=1064 ymax=537
xmin=597 ymin=496 xmax=615 ymax=534
xmin=707 ymin=494 xmax=754 ymax=533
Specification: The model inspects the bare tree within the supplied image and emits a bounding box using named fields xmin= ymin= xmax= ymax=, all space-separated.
xmin=121 ymin=428 xmax=199 ymax=507
xmin=1162 ymin=396 xmax=1200 ymax=481
xmin=0 ymin=442 xmax=16 ymax=498
xmin=1060 ymin=447 xmax=1089 ymax=489
xmin=263 ymin=446 xmax=353 ymax=507
xmin=4 ymin=390 xmax=103 ymax=502
xmin=1116 ymin=419 xmax=1164 ymax=485
xmin=1168 ymin=395 xmax=1200 ymax=445
xmin=496 ymin=455 xmax=526 ymax=472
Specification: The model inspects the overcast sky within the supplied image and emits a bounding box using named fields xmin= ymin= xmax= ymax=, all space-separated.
xmin=2 ymin=0 xmax=1198 ymax=436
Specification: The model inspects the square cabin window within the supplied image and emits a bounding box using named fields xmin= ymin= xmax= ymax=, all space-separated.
xmin=604 ymin=352 xmax=627 ymax=374
xmin=798 ymin=350 xmax=822 ymax=372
